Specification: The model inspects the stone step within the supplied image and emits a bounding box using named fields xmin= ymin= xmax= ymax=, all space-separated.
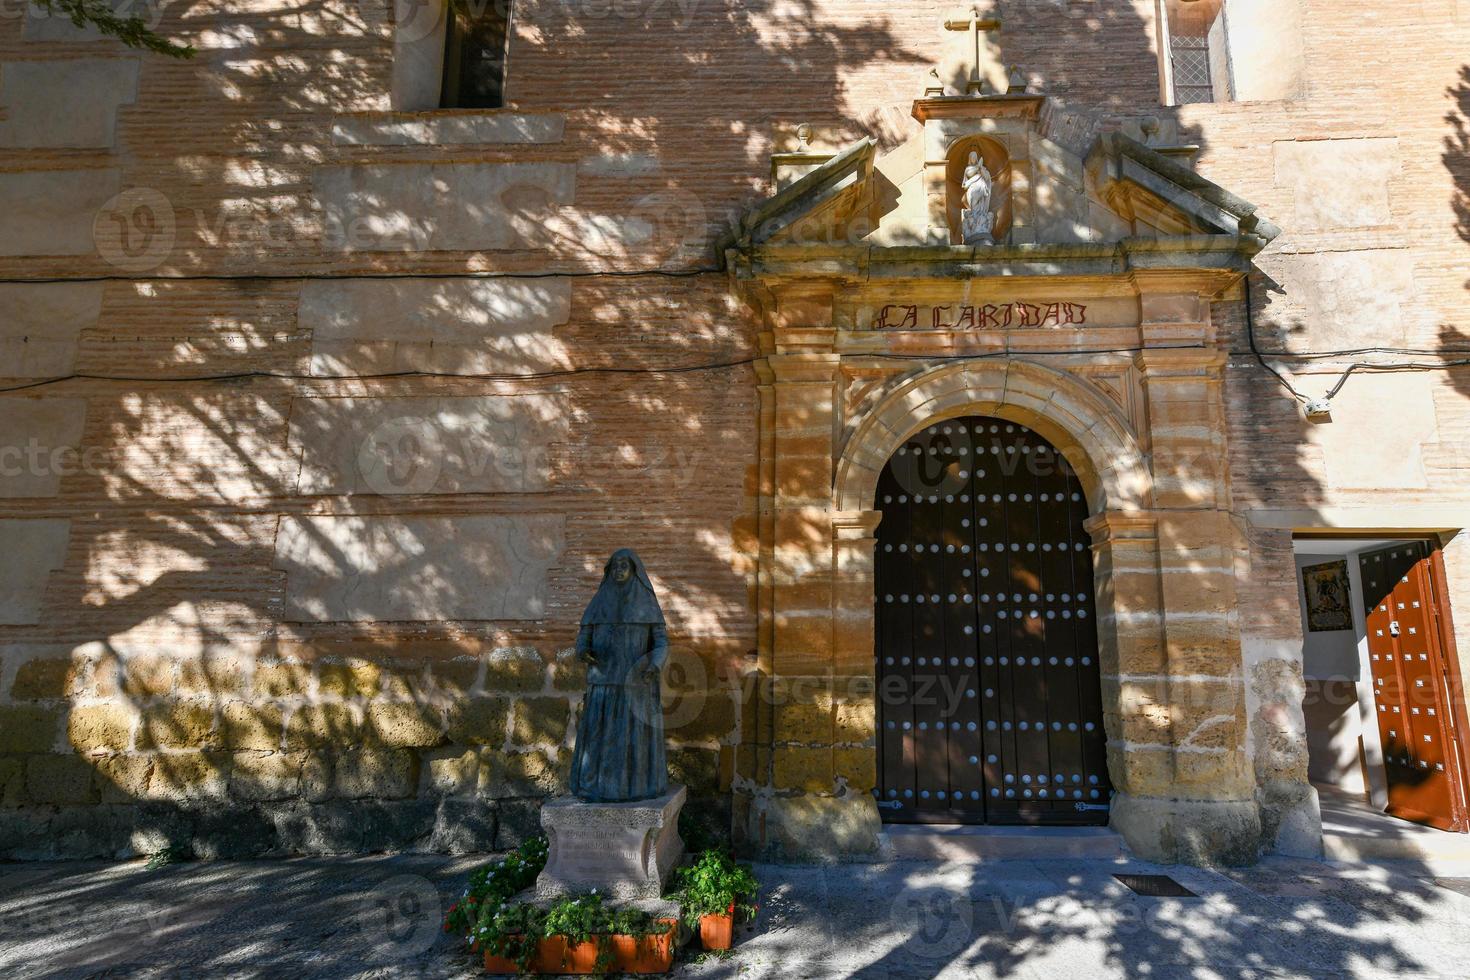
xmin=1319 ymin=791 xmax=1470 ymax=871
xmin=881 ymin=824 xmax=1125 ymax=862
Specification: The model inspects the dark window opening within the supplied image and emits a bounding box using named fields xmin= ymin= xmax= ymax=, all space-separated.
xmin=441 ymin=0 xmax=512 ymax=109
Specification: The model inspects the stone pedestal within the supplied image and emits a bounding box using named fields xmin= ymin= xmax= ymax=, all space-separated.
xmin=534 ymin=784 xmax=686 ymax=901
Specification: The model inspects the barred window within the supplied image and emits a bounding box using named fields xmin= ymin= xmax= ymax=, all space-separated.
xmin=1159 ymin=0 xmax=1234 ymax=105
xmin=441 ymin=0 xmax=513 ymax=109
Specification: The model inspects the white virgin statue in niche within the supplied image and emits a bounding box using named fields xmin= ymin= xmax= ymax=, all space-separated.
xmin=960 ymin=150 xmax=995 ymax=245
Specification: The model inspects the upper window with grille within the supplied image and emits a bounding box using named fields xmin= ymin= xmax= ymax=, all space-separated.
xmin=441 ymin=0 xmax=513 ymax=109
xmin=1158 ymin=0 xmax=1234 ymax=105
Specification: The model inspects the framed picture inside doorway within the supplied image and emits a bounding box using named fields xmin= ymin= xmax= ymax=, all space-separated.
xmin=1302 ymin=559 xmax=1352 ymax=632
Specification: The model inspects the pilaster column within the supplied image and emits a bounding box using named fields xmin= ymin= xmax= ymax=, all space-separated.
xmin=1087 ymin=509 xmax=1259 ymax=864
xmin=1137 ymin=289 xmax=1212 ymax=348
xmin=1088 ymin=346 xmax=1259 ymax=863
xmin=923 ymin=160 xmax=950 ymax=244
xmin=831 ymin=509 xmax=883 ymax=677
xmin=768 ymin=352 xmax=842 ymax=677
xmin=739 ymin=351 xmax=882 ymax=860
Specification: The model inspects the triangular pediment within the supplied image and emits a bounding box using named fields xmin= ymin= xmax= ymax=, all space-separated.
xmin=733 ymin=137 xmax=877 ymax=247
xmin=730 ymin=122 xmax=1279 ymax=263
xmin=1086 ymin=133 xmax=1281 ymax=251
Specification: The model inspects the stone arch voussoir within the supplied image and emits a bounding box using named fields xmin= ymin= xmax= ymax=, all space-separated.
xmin=835 ymin=358 xmax=1152 ymax=515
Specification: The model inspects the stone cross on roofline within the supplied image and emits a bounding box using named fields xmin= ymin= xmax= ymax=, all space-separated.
xmin=943 ymin=5 xmax=1002 ymax=95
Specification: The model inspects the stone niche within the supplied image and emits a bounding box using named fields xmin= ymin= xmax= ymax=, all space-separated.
xmin=913 ymin=92 xmax=1044 ymax=246
xmin=944 ymin=135 xmax=1011 ymax=245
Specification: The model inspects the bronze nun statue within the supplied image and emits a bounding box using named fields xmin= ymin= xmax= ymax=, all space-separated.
xmin=569 ymin=549 xmax=669 ymax=803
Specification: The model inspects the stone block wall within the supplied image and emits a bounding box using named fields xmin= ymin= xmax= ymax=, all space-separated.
xmin=0 ymin=641 xmax=739 ymax=858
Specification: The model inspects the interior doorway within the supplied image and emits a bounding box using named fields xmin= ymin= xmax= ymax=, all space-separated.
xmin=873 ymin=416 xmax=1110 ymax=826
xmin=1296 ymin=535 xmax=1470 ymax=833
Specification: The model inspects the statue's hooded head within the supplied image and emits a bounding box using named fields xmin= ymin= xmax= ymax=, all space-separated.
xmin=581 ymin=548 xmax=665 ymax=625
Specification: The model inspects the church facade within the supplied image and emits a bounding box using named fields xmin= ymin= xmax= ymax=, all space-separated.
xmin=2 ymin=0 xmax=1470 ymax=866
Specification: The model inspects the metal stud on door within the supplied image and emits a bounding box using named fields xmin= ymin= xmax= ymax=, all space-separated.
xmin=873 ymin=417 xmax=1110 ymax=826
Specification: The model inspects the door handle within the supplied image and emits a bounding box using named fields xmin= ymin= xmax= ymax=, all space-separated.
xmin=875 ymin=800 xmax=903 ymax=810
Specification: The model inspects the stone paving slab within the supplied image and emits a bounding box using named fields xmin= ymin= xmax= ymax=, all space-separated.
xmin=2 ymin=854 xmax=1470 ymax=979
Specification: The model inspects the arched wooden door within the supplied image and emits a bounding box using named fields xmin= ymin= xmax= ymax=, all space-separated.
xmin=873 ymin=416 xmax=1111 ymax=825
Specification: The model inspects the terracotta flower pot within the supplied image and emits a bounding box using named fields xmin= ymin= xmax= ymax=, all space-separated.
xmin=698 ymin=911 xmax=734 ymax=951
xmin=482 ymin=922 xmax=676 ymax=975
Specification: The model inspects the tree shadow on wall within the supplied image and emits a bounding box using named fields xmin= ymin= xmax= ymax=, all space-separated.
xmin=1443 ymin=64 xmax=1470 ymax=411
xmin=2 ymin=0 xmax=921 ymax=895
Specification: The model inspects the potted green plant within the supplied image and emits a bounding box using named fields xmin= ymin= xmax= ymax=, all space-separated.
xmin=672 ymin=851 xmax=759 ymax=951
xmin=479 ymin=892 xmax=677 ymax=975
xmin=443 ymin=836 xmax=549 ymax=943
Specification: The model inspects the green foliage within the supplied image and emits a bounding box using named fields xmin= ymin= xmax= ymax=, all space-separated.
xmin=477 ymin=892 xmax=673 ymax=975
xmin=447 ymin=839 xmax=672 ymax=974
xmin=443 ymin=835 xmax=548 ymax=938
xmin=479 ymin=901 xmax=544 ymax=974
xmin=31 ymin=0 xmax=194 ymax=58
xmin=672 ymin=850 xmax=759 ymax=925
xmin=143 ymin=843 xmax=192 ymax=869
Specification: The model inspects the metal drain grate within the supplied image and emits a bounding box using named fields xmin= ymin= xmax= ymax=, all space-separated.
xmin=1114 ymin=873 xmax=1198 ymax=898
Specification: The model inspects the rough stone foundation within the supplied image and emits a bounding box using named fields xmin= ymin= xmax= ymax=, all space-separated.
xmin=0 ymin=646 xmax=736 ymax=859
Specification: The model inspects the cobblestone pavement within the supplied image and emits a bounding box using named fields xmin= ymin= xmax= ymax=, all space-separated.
xmin=2 ymin=853 xmax=1468 ymax=979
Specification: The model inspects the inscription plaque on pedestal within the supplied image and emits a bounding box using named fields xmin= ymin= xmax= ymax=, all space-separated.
xmin=534 ymin=784 xmax=687 ymax=901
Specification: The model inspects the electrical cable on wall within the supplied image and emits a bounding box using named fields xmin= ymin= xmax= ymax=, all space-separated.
xmin=3 ymin=267 xmax=1469 ymax=400
xmin=1238 ymin=271 xmax=1470 ymax=416
xmin=6 ymin=344 xmax=1470 ymax=396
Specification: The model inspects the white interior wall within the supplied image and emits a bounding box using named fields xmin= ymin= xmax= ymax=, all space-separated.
xmin=1293 ymin=538 xmax=1401 ymax=803
xmin=1296 ymin=551 xmax=1359 ymax=680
